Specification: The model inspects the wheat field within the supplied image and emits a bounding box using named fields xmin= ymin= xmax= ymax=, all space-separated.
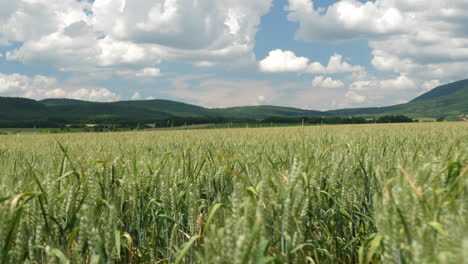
xmin=0 ymin=123 xmax=467 ymax=263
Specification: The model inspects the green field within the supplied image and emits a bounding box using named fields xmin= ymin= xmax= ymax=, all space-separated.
xmin=0 ymin=123 xmax=467 ymax=263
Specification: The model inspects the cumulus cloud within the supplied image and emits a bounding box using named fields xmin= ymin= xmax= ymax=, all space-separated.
xmin=0 ymin=1 xmax=87 ymax=45
xmin=287 ymin=0 xmax=405 ymax=41
xmin=287 ymin=0 xmax=468 ymax=81
xmin=312 ymin=76 xmax=344 ymax=89
xmin=2 ymin=0 xmax=272 ymax=70
xmin=93 ymin=0 xmax=272 ymax=49
xmin=259 ymin=49 xmax=309 ymax=73
xmin=259 ymin=49 xmax=363 ymax=74
xmin=323 ymin=54 xmax=363 ymax=74
xmin=0 ymin=72 xmax=120 ymax=102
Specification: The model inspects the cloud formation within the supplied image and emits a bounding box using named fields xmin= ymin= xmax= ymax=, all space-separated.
xmin=312 ymin=76 xmax=344 ymax=89
xmin=350 ymin=75 xmax=417 ymax=92
xmin=287 ymin=0 xmax=468 ymax=80
xmin=258 ymin=49 xmax=309 ymax=73
xmin=3 ymin=0 xmax=272 ymax=70
xmin=0 ymin=73 xmax=120 ymax=101
xmin=259 ymin=49 xmax=363 ymax=74
xmin=343 ymin=75 xmax=429 ymax=106
xmin=0 ymin=0 xmax=466 ymax=109
xmin=165 ymin=79 xmax=280 ymax=108
xmin=345 ymin=91 xmax=366 ymax=104
xmin=135 ymin=67 xmax=161 ymax=78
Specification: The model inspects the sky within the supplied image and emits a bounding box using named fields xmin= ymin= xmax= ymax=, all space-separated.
xmin=0 ymin=0 xmax=467 ymax=110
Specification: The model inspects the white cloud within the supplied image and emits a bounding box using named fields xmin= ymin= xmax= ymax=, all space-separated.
xmin=1 ymin=0 xmax=465 ymax=110
xmin=312 ymin=76 xmax=344 ymax=89
xmin=193 ymin=61 xmax=217 ymax=68
xmin=0 ymin=72 xmax=120 ymax=102
xmin=322 ymin=54 xmax=363 ymax=74
xmin=2 ymin=0 xmax=273 ymax=70
xmin=131 ymin=92 xmax=141 ymax=100
xmin=422 ymin=80 xmax=441 ymax=91
xmin=0 ymin=0 xmax=89 ymax=45
xmin=257 ymin=95 xmax=266 ymax=104
xmin=345 ymin=91 xmax=366 ymax=104
xmin=115 ymin=67 xmax=162 ymax=80
xmin=135 ymin=67 xmax=161 ymax=77
xmin=350 ymin=75 xmax=417 ymax=92
xmin=342 ymin=75 xmax=431 ymax=107
xmin=165 ymin=79 xmax=281 ymax=108
xmin=291 ymin=88 xmax=346 ymax=110
xmin=162 ymin=76 xmax=346 ymax=110
xmin=259 ymin=49 xmax=309 ymax=73
xmin=288 ymin=0 xmax=407 ymax=41
xmin=259 ymin=49 xmax=364 ymax=74
xmin=287 ymin=0 xmax=468 ymax=81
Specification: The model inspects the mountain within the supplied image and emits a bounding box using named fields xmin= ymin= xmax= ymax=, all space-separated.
xmin=40 ymin=98 xmax=92 ymax=105
xmin=212 ymin=105 xmax=324 ymax=119
xmin=113 ymin=100 xmax=215 ymax=118
xmin=327 ymin=79 xmax=468 ymax=119
xmin=401 ymin=79 xmax=468 ymax=118
xmin=46 ymin=102 xmax=172 ymax=121
xmin=1 ymin=79 xmax=467 ymax=126
xmin=411 ymin=79 xmax=468 ymax=102
xmin=0 ymin=97 xmax=48 ymax=120
xmin=40 ymin=98 xmax=213 ymax=117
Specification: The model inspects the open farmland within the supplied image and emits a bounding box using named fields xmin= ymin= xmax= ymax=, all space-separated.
xmin=0 ymin=123 xmax=467 ymax=263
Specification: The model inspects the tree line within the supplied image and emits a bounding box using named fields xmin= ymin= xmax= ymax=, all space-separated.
xmin=0 ymin=115 xmax=416 ymax=129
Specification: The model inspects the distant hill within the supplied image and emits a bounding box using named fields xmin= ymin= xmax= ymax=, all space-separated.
xmin=113 ymin=100 xmax=214 ymax=118
xmin=0 ymin=97 xmax=48 ymax=120
xmin=401 ymin=79 xmax=468 ymax=119
xmin=212 ymin=105 xmax=324 ymax=119
xmin=46 ymin=102 xmax=173 ymax=121
xmin=40 ymin=98 xmax=92 ymax=105
xmin=411 ymin=79 xmax=468 ymax=102
xmin=327 ymin=79 xmax=468 ymax=120
xmin=1 ymin=79 xmax=467 ymax=126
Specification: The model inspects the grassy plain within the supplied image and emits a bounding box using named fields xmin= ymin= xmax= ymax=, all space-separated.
xmin=0 ymin=123 xmax=467 ymax=263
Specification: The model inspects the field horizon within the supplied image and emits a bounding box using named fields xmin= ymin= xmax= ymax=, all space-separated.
xmin=1 ymin=79 xmax=467 ymax=129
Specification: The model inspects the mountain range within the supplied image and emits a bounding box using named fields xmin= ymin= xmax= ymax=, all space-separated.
xmin=1 ymin=79 xmax=467 ymax=126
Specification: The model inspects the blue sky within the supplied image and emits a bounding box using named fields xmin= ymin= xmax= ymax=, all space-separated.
xmin=0 ymin=0 xmax=467 ymax=109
